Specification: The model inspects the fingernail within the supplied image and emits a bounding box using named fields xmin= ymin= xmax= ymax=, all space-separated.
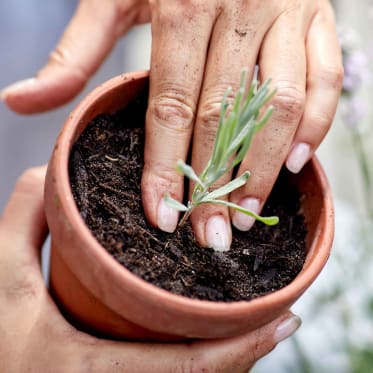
xmin=286 ymin=143 xmax=311 ymax=174
xmin=232 ymin=198 xmax=260 ymax=231
xmin=274 ymin=314 xmax=302 ymax=343
xmin=157 ymin=198 xmax=179 ymax=233
xmin=1 ymin=78 xmax=37 ymax=100
xmin=206 ymin=215 xmax=231 ymax=252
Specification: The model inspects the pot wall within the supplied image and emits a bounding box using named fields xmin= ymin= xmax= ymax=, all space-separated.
xmin=45 ymin=71 xmax=334 ymax=341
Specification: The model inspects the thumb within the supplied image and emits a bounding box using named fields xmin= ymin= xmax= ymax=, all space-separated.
xmin=0 ymin=166 xmax=48 ymax=264
xmin=1 ymin=0 xmax=124 ymax=114
xmin=76 ymin=312 xmax=301 ymax=373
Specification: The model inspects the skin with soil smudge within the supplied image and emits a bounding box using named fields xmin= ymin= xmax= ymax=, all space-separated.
xmin=69 ymin=92 xmax=306 ymax=302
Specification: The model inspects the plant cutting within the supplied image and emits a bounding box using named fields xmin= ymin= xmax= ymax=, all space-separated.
xmin=164 ymin=68 xmax=278 ymax=235
xmin=45 ymin=70 xmax=334 ymax=341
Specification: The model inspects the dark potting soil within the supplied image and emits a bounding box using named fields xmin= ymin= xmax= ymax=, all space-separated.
xmin=69 ymin=92 xmax=307 ymax=302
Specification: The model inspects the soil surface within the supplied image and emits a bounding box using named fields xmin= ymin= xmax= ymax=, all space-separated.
xmin=69 ymin=92 xmax=307 ymax=302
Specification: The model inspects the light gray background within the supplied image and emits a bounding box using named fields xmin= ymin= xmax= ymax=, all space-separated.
xmin=0 ymin=0 xmax=151 ymax=211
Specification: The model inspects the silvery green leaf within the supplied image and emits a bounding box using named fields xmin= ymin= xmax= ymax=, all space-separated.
xmin=215 ymin=111 xmax=235 ymax=162
xmin=163 ymin=193 xmax=189 ymax=212
xmin=254 ymin=106 xmax=274 ymax=133
xmin=230 ymin=132 xmax=254 ymax=171
xmin=226 ymin=118 xmax=254 ymax=158
xmin=210 ymin=87 xmax=231 ymax=164
xmin=176 ymin=160 xmax=206 ymax=188
xmin=200 ymin=199 xmax=279 ymax=226
xmin=202 ymin=171 xmax=250 ymax=201
xmin=232 ymin=68 xmax=248 ymax=115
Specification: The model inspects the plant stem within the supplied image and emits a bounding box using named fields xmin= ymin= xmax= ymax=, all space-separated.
xmin=178 ymin=209 xmax=192 ymax=227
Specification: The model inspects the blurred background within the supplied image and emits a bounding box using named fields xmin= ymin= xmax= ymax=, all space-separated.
xmin=1 ymin=1 xmax=373 ymax=372
xmin=0 ymin=0 xmax=151 ymax=211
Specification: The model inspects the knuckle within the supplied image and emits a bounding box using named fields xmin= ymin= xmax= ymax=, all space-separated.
xmin=198 ymin=100 xmax=222 ymax=128
xmin=196 ymin=104 xmax=221 ymax=150
xmin=4 ymin=272 xmax=41 ymax=302
xmin=149 ymin=90 xmax=195 ymax=133
xmin=272 ymin=85 xmax=305 ymax=123
xmin=309 ymin=111 xmax=333 ymax=133
xmin=49 ymin=43 xmax=75 ymax=68
xmin=48 ymin=46 xmax=88 ymax=82
xmin=197 ymin=88 xmax=236 ymax=143
xmin=316 ymin=63 xmax=345 ymax=91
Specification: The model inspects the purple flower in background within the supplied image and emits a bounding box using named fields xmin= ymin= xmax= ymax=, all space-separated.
xmin=343 ymin=50 xmax=370 ymax=94
xmin=338 ymin=26 xmax=371 ymax=96
xmin=338 ymin=27 xmax=373 ymax=218
xmin=340 ymin=95 xmax=368 ymax=129
xmin=337 ymin=26 xmax=371 ymax=129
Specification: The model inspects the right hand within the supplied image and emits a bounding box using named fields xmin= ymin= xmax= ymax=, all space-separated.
xmin=2 ymin=0 xmax=342 ymax=253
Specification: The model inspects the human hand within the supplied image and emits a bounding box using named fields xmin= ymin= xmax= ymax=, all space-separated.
xmin=1 ymin=0 xmax=343 ymax=251
xmin=141 ymin=0 xmax=343 ymax=251
xmin=0 ymin=166 xmax=301 ymax=372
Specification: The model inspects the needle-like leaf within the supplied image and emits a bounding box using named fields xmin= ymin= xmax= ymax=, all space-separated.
xmin=164 ymin=193 xmax=189 ymax=212
xmin=176 ymin=160 xmax=206 ymax=189
xmin=201 ymin=171 xmax=250 ymax=201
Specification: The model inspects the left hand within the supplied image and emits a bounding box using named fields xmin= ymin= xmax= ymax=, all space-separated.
xmin=0 ymin=166 xmax=301 ymax=372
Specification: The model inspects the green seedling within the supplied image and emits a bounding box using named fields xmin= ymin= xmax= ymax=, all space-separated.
xmin=165 ymin=68 xmax=279 ymax=232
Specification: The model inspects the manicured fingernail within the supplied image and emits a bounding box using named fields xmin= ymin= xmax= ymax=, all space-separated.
xmin=286 ymin=143 xmax=311 ymax=174
xmin=232 ymin=198 xmax=260 ymax=231
xmin=157 ymin=198 xmax=179 ymax=233
xmin=206 ymin=216 xmax=231 ymax=252
xmin=274 ymin=314 xmax=302 ymax=343
xmin=1 ymin=78 xmax=37 ymax=100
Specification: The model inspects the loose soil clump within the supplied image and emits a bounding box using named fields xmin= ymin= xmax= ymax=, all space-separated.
xmin=69 ymin=92 xmax=307 ymax=302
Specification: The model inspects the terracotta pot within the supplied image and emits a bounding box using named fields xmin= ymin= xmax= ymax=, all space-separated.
xmin=45 ymin=71 xmax=334 ymax=341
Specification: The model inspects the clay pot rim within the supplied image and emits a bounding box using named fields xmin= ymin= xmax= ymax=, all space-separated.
xmin=52 ymin=70 xmax=333 ymax=316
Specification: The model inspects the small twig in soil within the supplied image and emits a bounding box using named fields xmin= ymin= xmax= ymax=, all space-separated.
xmin=102 ymin=195 xmax=127 ymax=219
xmin=98 ymin=182 xmax=135 ymax=199
xmin=105 ymin=155 xmax=119 ymax=162
xmin=134 ymin=224 xmax=162 ymax=244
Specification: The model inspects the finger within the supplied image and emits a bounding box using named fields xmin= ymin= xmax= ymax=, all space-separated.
xmin=141 ymin=2 xmax=216 ymax=233
xmin=231 ymin=10 xmax=307 ymax=231
xmin=286 ymin=3 xmax=343 ymax=173
xmin=1 ymin=0 xmax=129 ymax=114
xmin=190 ymin=4 xmax=275 ymax=250
xmin=0 ymin=166 xmax=48 ymax=287
xmin=73 ymin=312 xmax=300 ymax=373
